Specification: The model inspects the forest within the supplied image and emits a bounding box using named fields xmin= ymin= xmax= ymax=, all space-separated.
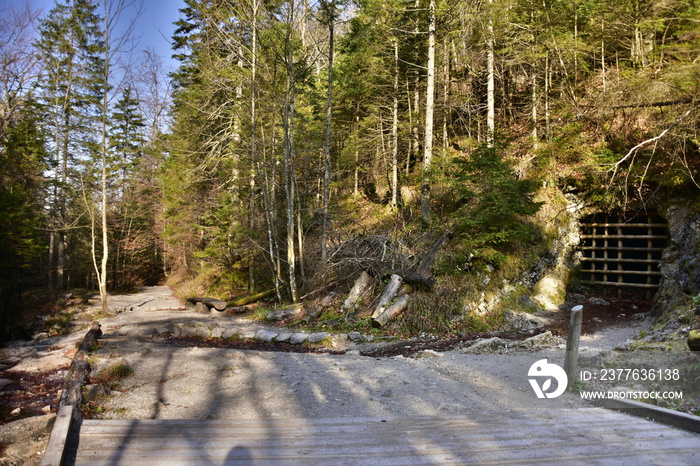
xmin=0 ymin=0 xmax=698 ymax=338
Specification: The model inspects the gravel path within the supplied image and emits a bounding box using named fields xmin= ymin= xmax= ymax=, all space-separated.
xmin=87 ymin=286 xmax=653 ymax=421
xmin=0 ymin=286 xmax=677 ymax=465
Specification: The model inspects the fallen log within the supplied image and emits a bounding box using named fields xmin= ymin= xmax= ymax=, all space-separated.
xmin=342 ymin=271 xmax=373 ymax=312
xmin=58 ymin=321 xmax=102 ymax=422
xmin=388 ymin=270 xmax=435 ymax=290
xmin=187 ymin=297 xmax=228 ymax=311
xmin=416 ymin=230 xmax=452 ymax=275
xmin=228 ymin=288 xmax=275 ymax=306
xmin=372 ymin=295 xmax=410 ymax=328
xmin=371 ymin=274 xmax=403 ymax=319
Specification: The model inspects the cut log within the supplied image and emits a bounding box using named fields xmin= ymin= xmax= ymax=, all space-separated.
xmin=371 ymin=274 xmax=403 ymax=319
xmin=228 ymin=289 xmax=275 ymax=306
xmin=416 ymin=230 xmax=452 ymax=275
xmin=389 ymin=270 xmax=435 ymax=290
xmin=187 ymin=297 xmax=228 ymax=311
xmin=342 ymin=271 xmax=373 ymax=312
xmin=59 ymin=321 xmax=102 ymax=422
xmin=372 ymin=295 xmax=410 ymax=328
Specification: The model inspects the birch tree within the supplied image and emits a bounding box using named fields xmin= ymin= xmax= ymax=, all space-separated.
xmin=421 ymin=0 xmax=436 ymax=224
xmin=485 ymin=0 xmax=495 ymax=146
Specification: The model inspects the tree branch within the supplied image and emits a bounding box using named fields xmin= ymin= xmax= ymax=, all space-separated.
xmin=610 ymin=107 xmax=695 ymax=179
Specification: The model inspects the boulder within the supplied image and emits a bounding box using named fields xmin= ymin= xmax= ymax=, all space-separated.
xmin=290 ymin=333 xmax=308 ymax=344
xmin=255 ymin=329 xmax=279 ymax=342
xmin=266 ymin=306 xmax=303 ymax=322
xmin=307 ymin=332 xmax=331 ymax=343
xmin=688 ymin=329 xmax=700 ymax=352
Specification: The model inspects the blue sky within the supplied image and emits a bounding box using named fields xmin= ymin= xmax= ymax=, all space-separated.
xmin=15 ymin=0 xmax=184 ymax=72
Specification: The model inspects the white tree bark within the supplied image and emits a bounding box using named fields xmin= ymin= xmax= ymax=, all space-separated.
xmin=342 ymin=271 xmax=372 ymax=312
xmin=372 ymin=274 xmax=403 ymax=319
xmin=391 ymin=39 xmax=399 ymax=208
xmin=421 ymin=0 xmax=436 ymax=224
xmin=248 ymin=0 xmax=260 ymax=293
xmin=486 ymin=0 xmax=495 ymax=146
xmin=283 ymin=0 xmax=298 ymax=302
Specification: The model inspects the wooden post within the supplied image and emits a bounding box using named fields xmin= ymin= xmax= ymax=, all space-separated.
xmin=564 ymin=305 xmax=583 ymax=389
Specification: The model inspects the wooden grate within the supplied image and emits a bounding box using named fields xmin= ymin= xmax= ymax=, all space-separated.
xmin=578 ymin=212 xmax=667 ymax=296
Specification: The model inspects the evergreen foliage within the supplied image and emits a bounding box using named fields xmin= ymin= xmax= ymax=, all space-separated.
xmin=0 ymin=0 xmax=698 ymax=334
xmin=451 ymin=143 xmax=543 ymax=264
xmin=0 ymin=105 xmax=49 ymax=318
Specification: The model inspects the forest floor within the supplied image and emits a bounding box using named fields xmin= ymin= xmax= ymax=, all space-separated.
xmin=0 ymin=286 xmax=696 ymax=465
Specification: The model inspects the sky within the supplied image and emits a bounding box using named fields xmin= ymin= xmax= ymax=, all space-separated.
xmin=18 ymin=0 xmax=185 ymax=72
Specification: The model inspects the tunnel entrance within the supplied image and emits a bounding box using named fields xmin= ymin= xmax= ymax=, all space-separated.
xmin=577 ymin=211 xmax=668 ymax=299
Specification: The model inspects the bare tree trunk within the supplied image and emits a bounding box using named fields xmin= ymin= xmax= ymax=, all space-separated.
xmin=573 ymin=5 xmax=578 ymax=86
xmin=248 ymin=0 xmax=260 ymax=294
xmin=321 ymin=0 xmax=335 ymax=263
xmin=601 ymin=20 xmax=606 ymax=92
xmin=544 ymin=52 xmax=550 ymax=139
xmin=354 ymin=115 xmax=359 ymax=195
xmin=342 ymin=271 xmax=372 ymax=312
xmin=258 ymin=159 xmax=282 ymax=303
xmin=97 ymin=0 xmax=111 ymax=313
xmin=48 ymin=229 xmax=55 ymax=289
xmin=406 ymin=77 xmax=414 ymax=176
xmin=390 ymin=39 xmax=399 ymax=208
xmin=531 ymin=69 xmax=538 ymax=150
xmin=283 ymin=0 xmax=298 ymax=302
xmin=93 ymin=0 xmax=140 ymax=310
xmin=296 ymin=191 xmax=305 ymax=282
xmin=486 ymin=0 xmax=495 ymax=146
xmin=372 ymin=294 xmax=409 ymax=328
xmin=57 ymin=115 xmax=70 ymax=289
xmin=442 ymin=37 xmax=450 ymax=152
xmin=421 ymin=0 xmax=436 ymax=224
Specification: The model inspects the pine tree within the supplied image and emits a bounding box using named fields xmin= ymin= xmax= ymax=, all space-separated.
xmin=0 ymin=102 xmax=49 ymax=326
xmin=452 ymin=142 xmax=542 ymax=264
xmin=110 ymin=87 xmax=146 ymax=187
xmin=36 ymin=0 xmax=105 ymax=289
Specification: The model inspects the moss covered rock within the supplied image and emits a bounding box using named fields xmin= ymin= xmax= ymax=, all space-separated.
xmin=688 ymin=329 xmax=700 ymax=352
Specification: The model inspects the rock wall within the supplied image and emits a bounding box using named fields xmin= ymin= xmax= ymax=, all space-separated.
xmin=527 ymin=194 xmax=584 ymax=310
xmin=653 ymin=197 xmax=700 ymax=315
